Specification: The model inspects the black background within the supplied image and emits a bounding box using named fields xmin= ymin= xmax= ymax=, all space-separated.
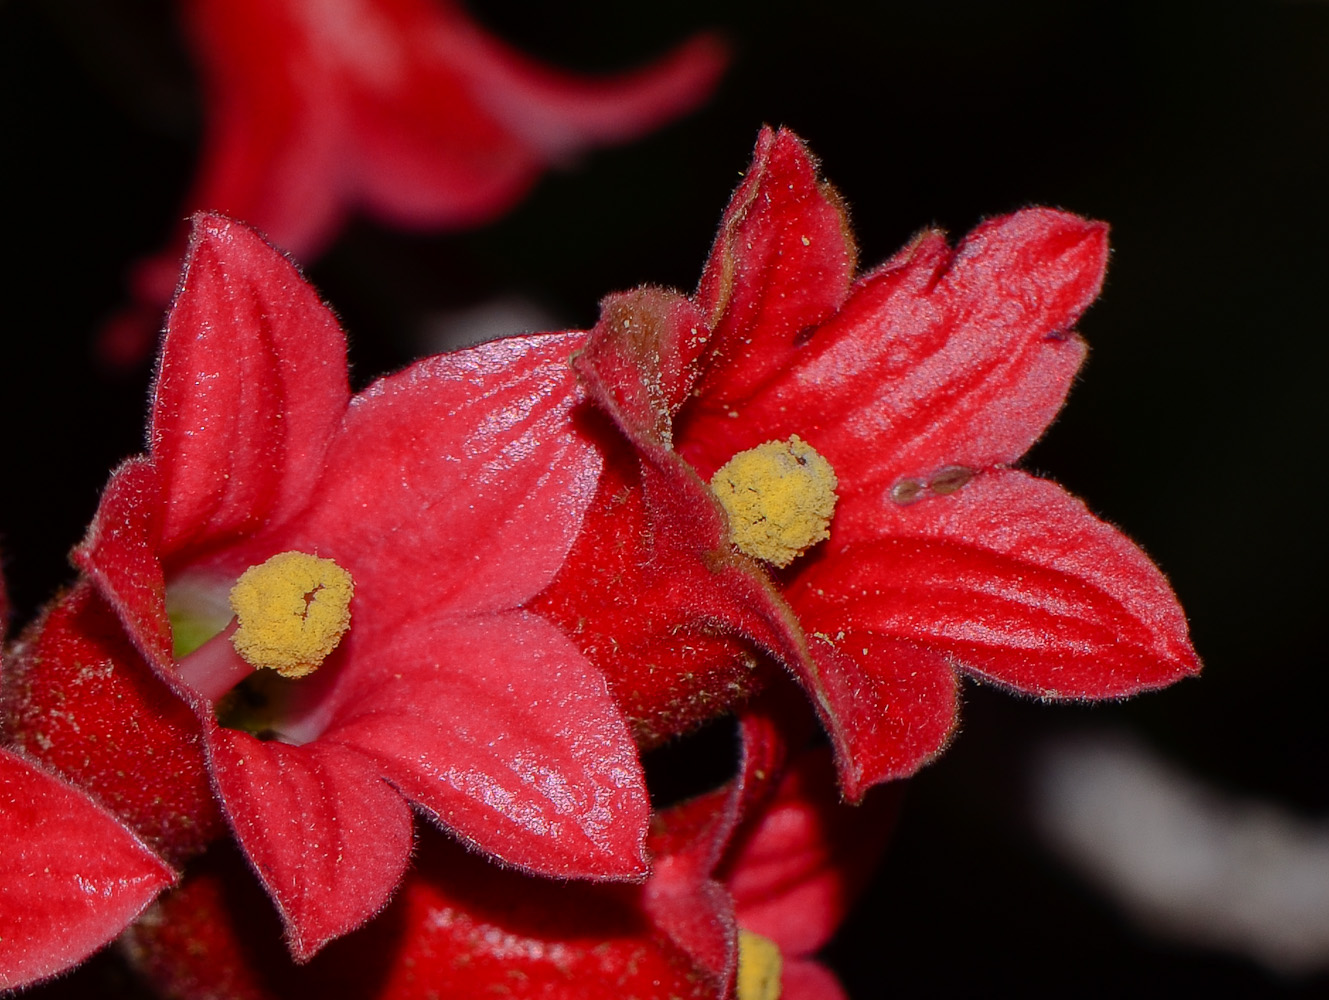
xmin=2 ymin=1 xmax=1327 ymax=996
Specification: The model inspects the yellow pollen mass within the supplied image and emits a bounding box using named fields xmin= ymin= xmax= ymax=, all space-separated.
xmin=229 ymin=551 xmax=354 ymax=679
xmin=711 ymin=435 xmax=838 ymax=568
xmin=736 ymin=929 xmax=783 ymax=1000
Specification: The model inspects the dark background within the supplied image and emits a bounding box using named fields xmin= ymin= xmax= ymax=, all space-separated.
xmin=2 ymin=0 xmax=1326 ymax=996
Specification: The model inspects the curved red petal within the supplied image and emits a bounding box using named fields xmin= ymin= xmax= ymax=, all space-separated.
xmin=289 ymin=332 xmax=598 ymax=624
xmin=723 ymin=748 xmax=900 ymax=957
xmin=800 ymin=632 xmax=958 ymax=797
xmin=126 ymin=828 xmax=721 ymax=1000
xmin=532 ymin=435 xmax=763 ymax=745
xmin=351 ymin=1 xmax=728 ymax=224
xmin=573 ymin=289 xmax=847 ymax=750
xmin=0 ymin=749 xmax=175 ymax=990
xmin=73 ymin=458 xmax=175 ymax=673
xmin=793 ymin=470 xmax=1200 ymax=700
xmin=783 ymin=960 xmax=849 ymax=1000
xmin=324 ymin=611 xmax=649 ymax=881
xmin=205 ymin=728 xmax=415 ymax=961
xmin=690 ymin=126 xmax=856 ymax=410
xmin=684 ymin=210 xmax=1103 ymax=499
xmin=149 ymin=214 xmax=350 ymax=558
xmin=1 ymin=582 xmax=221 ymax=861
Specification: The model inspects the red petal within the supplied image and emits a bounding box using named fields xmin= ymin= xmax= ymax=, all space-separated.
xmin=783 ymin=960 xmax=849 ymax=1000
xmin=723 ymin=748 xmax=900 ymax=956
xmin=792 ymin=470 xmax=1200 ymax=700
xmin=800 ymin=632 xmax=957 ymax=796
xmin=0 ymin=749 xmax=174 ymax=990
xmin=73 ymin=458 xmax=175 ymax=673
xmin=289 ymin=332 xmax=599 ymax=623
xmin=324 ymin=611 xmax=649 ymax=881
xmin=532 ymin=436 xmax=767 ymax=745
xmin=573 ymin=290 xmax=846 ymax=751
xmin=2 ymin=582 xmax=222 ymax=861
xmin=350 ymin=4 xmax=728 ymax=225
xmin=575 ymin=287 xmax=713 ymax=438
xmin=149 ymin=214 xmax=350 ymax=558
xmin=681 ymin=209 xmax=1103 ymax=498
xmin=690 ymin=126 xmax=856 ymax=409
xmin=126 ymin=830 xmax=723 ymax=1000
xmin=205 ymin=727 xmax=415 ymax=961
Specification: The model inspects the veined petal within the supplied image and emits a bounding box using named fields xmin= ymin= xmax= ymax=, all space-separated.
xmin=323 ymin=611 xmax=649 ymax=881
xmin=150 ymin=214 xmax=350 ymax=557
xmin=690 ymin=126 xmax=856 ymax=410
xmin=74 ymin=458 xmax=175 ymax=673
xmin=205 ymin=727 xmax=415 ymax=961
xmin=683 ymin=210 xmax=1103 ymax=495
xmin=0 ymin=749 xmax=175 ymax=990
xmin=792 ymin=470 xmax=1200 ymax=700
xmin=290 ymin=332 xmax=599 ymax=622
xmin=801 ymin=632 xmax=958 ymax=797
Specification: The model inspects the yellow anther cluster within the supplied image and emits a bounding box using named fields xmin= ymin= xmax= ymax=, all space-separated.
xmin=711 ymin=435 xmax=838 ymax=568
xmin=229 ymin=551 xmax=354 ymax=679
xmin=736 ymin=929 xmax=783 ymax=1000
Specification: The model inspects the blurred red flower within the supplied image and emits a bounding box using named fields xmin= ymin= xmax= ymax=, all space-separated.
xmin=103 ymin=0 xmax=726 ymax=366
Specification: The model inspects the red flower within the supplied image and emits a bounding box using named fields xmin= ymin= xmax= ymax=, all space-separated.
xmin=13 ymin=213 xmax=649 ymax=960
xmin=560 ymin=128 xmax=1200 ymax=797
xmin=103 ymin=0 xmax=727 ymax=366
xmin=120 ymin=701 xmax=891 ymax=999
xmin=0 ymin=573 xmax=174 ymax=991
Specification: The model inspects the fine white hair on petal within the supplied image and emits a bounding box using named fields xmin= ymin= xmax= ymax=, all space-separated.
xmin=1030 ymin=732 xmax=1329 ymax=976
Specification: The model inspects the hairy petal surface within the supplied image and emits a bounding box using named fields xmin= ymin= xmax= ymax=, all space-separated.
xmin=683 ymin=210 xmax=1105 ymax=495
xmin=289 ymin=333 xmax=599 ymax=625
xmin=150 ymin=214 xmax=350 ymax=557
xmin=533 ymin=435 xmax=763 ymax=745
xmin=324 ymin=611 xmax=649 ymax=881
xmin=691 ymin=126 xmax=855 ymax=409
xmin=124 ymin=830 xmax=721 ymax=1000
xmin=204 ymin=730 xmax=414 ymax=962
xmin=1 ymin=582 xmax=221 ymax=860
xmin=0 ymin=749 xmax=175 ymax=990
xmin=800 ymin=631 xmax=958 ymax=798
xmin=792 ymin=471 xmax=1200 ymax=700
xmin=73 ymin=458 xmax=177 ymax=673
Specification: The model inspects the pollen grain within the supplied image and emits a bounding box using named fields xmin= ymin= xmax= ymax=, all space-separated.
xmin=711 ymin=434 xmax=838 ymax=568
xmin=229 ymin=551 xmax=354 ymax=679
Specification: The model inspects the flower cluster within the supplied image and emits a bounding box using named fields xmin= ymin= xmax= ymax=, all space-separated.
xmin=2 ymin=116 xmax=1197 ymax=996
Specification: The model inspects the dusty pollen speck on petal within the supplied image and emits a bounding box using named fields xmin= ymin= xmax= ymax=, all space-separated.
xmin=711 ymin=435 xmax=838 ymax=568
